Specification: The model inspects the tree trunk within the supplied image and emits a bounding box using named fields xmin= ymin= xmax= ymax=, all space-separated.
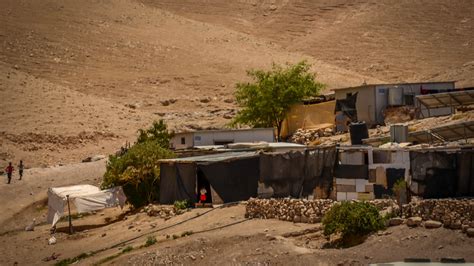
xmin=276 ymin=121 xmax=282 ymax=142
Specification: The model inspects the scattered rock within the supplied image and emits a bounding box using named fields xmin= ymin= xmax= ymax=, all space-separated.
xmin=160 ymin=100 xmax=170 ymax=106
xmin=466 ymin=228 xmax=474 ymax=238
xmin=125 ymin=103 xmax=137 ymax=109
xmin=101 ymin=233 xmax=107 ymax=237
xmin=389 ymin=217 xmax=405 ymax=226
xmin=269 ymin=4 xmax=278 ymax=11
xmin=424 ymin=220 xmax=442 ymax=229
xmin=199 ymin=97 xmax=211 ymax=103
xmin=450 ymin=221 xmax=462 ymax=230
xmin=223 ymin=98 xmax=234 ymax=103
xmin=48 ymin=236 xmax=57 ymax=245
xmin=407 ymin=217 xmax=422 ymax=227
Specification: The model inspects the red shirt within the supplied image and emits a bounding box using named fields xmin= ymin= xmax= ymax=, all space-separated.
xmin=5 ymin=165 xmax=13 ymax=174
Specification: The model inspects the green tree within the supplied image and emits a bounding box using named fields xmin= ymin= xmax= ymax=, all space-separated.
xmin=232 ymin=61 xmax=325 ymax=140
xmin=102 ymin=141 xmax=175 ymax=208
xmin=137 ymin=119 xmax=174 ymax=148
xmin=102 ymin=120 xmax=176 ymax=208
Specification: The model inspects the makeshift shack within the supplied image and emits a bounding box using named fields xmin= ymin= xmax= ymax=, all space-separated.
xmin=47 ymin=185 xmax=126 ymax=228
xmin=160 ymin=152 xmax=260 ymax=205
xmin=410 ymin=147 xmax=474 ymax=198
xmin=159 ymin=146 xmax=337 ymax=205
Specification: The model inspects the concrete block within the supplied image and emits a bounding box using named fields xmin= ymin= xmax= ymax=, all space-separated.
xmin=336 ymin=178 xmax=356 ymax=186
xmin=340 ymin=151 xmax=365 ymax=165
xmin=375 ymin=166 xmax=387 ymax=188
xmin=357 ymin=192 xmax=374 ymax=200
xmin=410 ymin=181 xmax=419 ymax=194
xmin=336 ymin=184 xmax=356 ymax=192
xmin=356 ymin=179 xmax=369 ymax=192
xmin=365 ymin=184 xmax=374 ymax=192
xmin=369 ymin=169 xmax=376 ymax=183
xmin=346 ymin=192 xmax=358 ymax=200
xmin=337 ymin=192 xmax=347 ymax=201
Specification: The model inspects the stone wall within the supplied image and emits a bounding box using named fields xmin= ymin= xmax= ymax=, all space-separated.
xmin=245 ymin=198 xmax=397 ymax=223
xmin=402 ymin=199 xmax=474 ymax=228
xmin=245 ymin=198 xmax=473 ymax=228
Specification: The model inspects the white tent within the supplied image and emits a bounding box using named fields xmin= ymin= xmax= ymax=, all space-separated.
xmin=47 ymin=184 xmax=126 ymax=227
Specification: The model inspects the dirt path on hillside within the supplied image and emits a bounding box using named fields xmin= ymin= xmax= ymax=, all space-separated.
xmin=0 ymin=160 xmax=106 ymax=232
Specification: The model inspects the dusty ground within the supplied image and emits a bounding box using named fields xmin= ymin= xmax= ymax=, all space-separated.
xmin=1 ymin=0 xmax=472 ymax=167
xmin=1 ymin=197 xmax=473 ymax=265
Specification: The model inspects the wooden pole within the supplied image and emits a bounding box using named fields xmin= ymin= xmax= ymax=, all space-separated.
xmin=66 ymin=195 xmax=73 ymax=234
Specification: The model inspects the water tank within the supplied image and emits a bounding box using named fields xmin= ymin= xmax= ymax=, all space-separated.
xmin=349 ymin=122 xmax=369 ymax=145
xmin=390 ymin=124 xmax=408 ymax=143
xmin=388 ymin=87 xmax=403 ymax=106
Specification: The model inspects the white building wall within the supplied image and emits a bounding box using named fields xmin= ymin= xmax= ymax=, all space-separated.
xmin=170 ymin=133 xmax=194 ymax=150
xmin=375 ymin=82 xmax=455 ymax=122
xmin=172 ymin=129 xmax=275 ymax=149
xmin=193 ymin=129 xmax=274 ymax=146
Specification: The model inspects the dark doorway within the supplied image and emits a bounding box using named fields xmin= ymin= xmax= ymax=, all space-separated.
xmin=197 ymin=169 xmax=212 ymax=204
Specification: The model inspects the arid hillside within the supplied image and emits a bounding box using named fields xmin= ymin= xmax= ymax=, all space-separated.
xmin=0 ymin=0 xmax=472 ymax=166
xmin=145 ymin=0 xmax=474 ymax=87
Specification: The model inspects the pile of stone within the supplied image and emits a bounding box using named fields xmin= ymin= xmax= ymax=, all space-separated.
xmin=290 ymin=127 xmax=333 ymax=145
xmin=143 ymin=204 xmax=186 ymax=219
xmin=245 ymin=198 xmax=334 ymax=223
xmin=402 ymin=198 xmax=473 ymax=229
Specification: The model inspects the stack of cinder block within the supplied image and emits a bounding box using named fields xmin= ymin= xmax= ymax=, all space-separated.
xmin=336 ymin=149 xmax=410 ymax=201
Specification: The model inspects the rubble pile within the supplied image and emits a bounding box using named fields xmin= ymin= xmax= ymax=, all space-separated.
xmin=245 ymin=198 xmax=334 ymax=223
xmin=402 ymin=199 xmax=474 ymax=229
xmin=290 ymin=128 xmax=334 ymax=145
xmin=143 ymin=204 xmax=186 ymax=219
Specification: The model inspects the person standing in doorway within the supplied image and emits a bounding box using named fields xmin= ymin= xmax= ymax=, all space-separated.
xmin=199 ymin=187 xmax=207 ymax=203
xmin=5 ymin=162 xmax=14 ymax=184
xmin=18 ymin=160 xmax=24 ymax=180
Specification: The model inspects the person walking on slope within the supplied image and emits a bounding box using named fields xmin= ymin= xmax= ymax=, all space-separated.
xmin=5 ymin=162 xmax=14 ymax=184
xmin=18 ymin=160 xmax=24 ymax=180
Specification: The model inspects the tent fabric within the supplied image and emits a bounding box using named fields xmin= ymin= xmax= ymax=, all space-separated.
xmin=259 ymin=147 xmax=337 ymax=198
xmin=199 ymin=157 xmax=259 ymax=203
xmin=47 ymin=185 xmax=126 ymax=227
xmin=159 ymin=163 xmax=196 ymax=204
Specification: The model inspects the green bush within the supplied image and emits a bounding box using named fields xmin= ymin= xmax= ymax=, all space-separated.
xmin=144 ymin=236 xmax=157 ymax=247
xmin=322 ymin=201 xmax=385 ymax=241
xmin=392 ymin=179 xmax=407 ymax=194
xmin=174 ymin=199 xmax=192 ymax=210
xmin=102 ymin=140 xmax=175 ymax=208
xmin=121 ymin=246 xmax=133 ymax=253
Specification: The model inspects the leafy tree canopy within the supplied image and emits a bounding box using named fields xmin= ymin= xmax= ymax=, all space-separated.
xmin=137 ymin=119 xmax=174 ymax=148
xmin=232 ymin=61 xmax=325 ymax=139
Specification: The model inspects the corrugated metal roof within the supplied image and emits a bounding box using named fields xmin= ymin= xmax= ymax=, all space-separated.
xmin=160 ymin=151 xmax=258 ymax=163
xmin=174 ymin=127 xmax=274 ymax=135
xmin=331 ymin=81 xmax=456 ymax=91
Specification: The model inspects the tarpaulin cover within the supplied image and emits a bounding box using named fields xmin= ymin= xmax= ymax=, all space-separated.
xmin=160 ymin=163 xmax=196 ymax=204
xmin=47 ymin=185 xmax=126 ymax=227
xmin=199 ymin=157 xmax=259 ymax=202
xmin=304 ymin=148 xmax=337 ymax=198
xmin=335 ymin=92 xmax=358 ymax=121
xmin=260 ymin=151 xmax=306 ymax=197
xmin=260 ymin=147 xmax=337 ymax=198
